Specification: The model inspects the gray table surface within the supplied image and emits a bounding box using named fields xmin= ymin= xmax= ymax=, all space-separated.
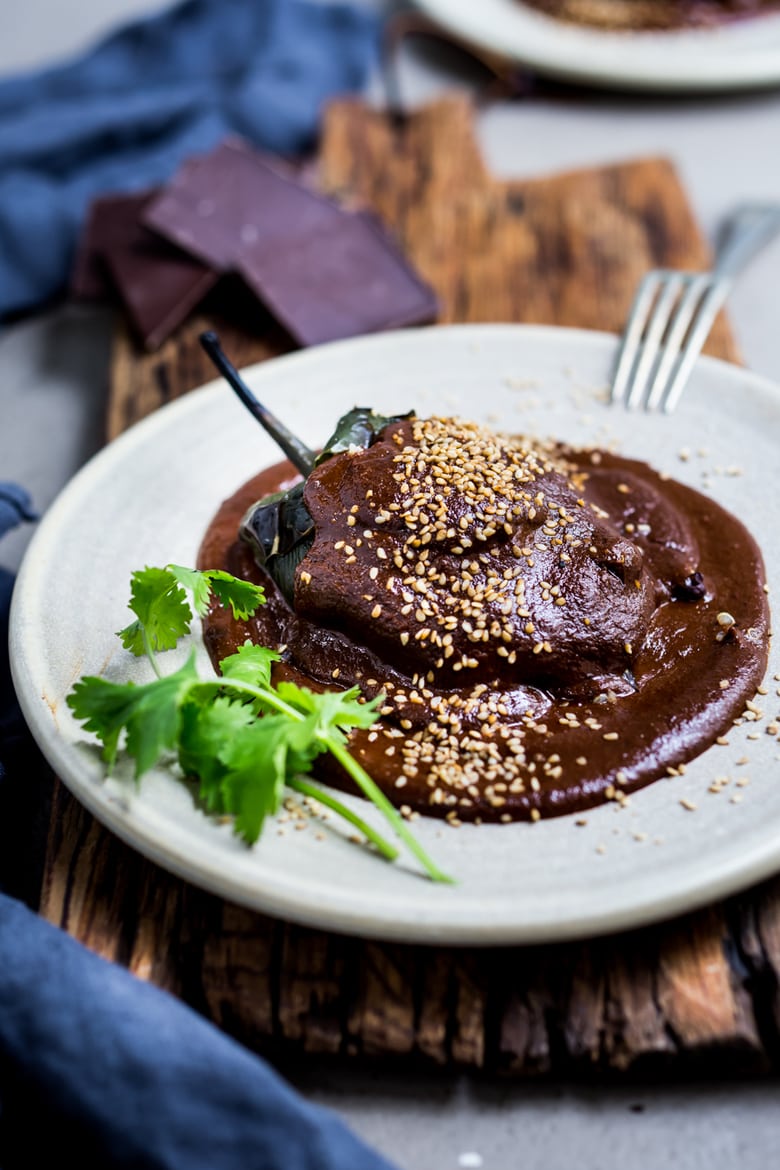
xmin=3 ymin=2 xmax=780 ymax=1167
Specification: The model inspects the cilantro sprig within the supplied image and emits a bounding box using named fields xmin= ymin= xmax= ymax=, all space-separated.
xmin=67 ymin=565 xmax=452 ymax=883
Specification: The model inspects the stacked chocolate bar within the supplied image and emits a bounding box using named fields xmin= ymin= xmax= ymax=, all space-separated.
xmin=523 ymin=0 xmax=780 ymax=30
xmin=71 ymin=139 xmax=437 ymax=351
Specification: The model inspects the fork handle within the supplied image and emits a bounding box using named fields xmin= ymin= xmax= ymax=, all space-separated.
xmin=712 ymin=203 xmax=780 ymax=283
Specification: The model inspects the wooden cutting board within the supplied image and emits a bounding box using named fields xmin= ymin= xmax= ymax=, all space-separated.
xmin=40 ymin=97 xmax=780 ymax=1077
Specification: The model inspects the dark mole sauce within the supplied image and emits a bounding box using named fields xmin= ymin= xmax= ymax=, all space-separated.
xmin=198 ymin=418 xmax=770 ymax=823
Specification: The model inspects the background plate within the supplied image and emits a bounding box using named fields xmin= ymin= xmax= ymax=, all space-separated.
xmin=10 ymin=324 xmax=780 ymax=943
xmin=414 ymin=0 xmax=780 ymax=92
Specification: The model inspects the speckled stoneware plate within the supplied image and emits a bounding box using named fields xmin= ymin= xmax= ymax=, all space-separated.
xmin=414 ymin=0 xmax=780 ymax=92
xmin=10 ymin=325 xmax=780 ymax=944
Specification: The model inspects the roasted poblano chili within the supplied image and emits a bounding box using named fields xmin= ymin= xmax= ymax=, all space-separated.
xmin=239 ymin=407 xmax=413 ymax=604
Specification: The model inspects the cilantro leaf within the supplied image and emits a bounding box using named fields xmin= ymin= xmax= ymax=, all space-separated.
xmin=119 ymin=566 xmax=265 ymax=659
xmin=166 ymin=564 xmax=213 ymax=617
xmin=206 ymin=570 xmax=266 ymax=620
xmin=67 ymin=653 xmax=199 ymax=775
xmin=167 ymin=565 xmax=265 ymax=620
xmin=218 ymin=714 xmax=322 ymax=843
xmin=177 ymin=695 xmax=322 ymax=841
xmin=275 ymin=681 xmax=382 ymax=733
xmin=118 ymin=567 xmax=192 ymax=656
xmin=177 ymin=694 xmax=254 ymax=811
xmin=220 ymin=641 xmax=280 ymax=689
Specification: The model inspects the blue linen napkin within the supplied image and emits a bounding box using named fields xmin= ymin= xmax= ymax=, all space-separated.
xmin=0 ymin=895 xmax=398 ymax=1169
xmin=0 ymin=481 xmax=398 ymax=1166
xmin=0 ymin=484 xmax=36 ymax=780
xmin=0 ymin=0 xmax=380 ymax=319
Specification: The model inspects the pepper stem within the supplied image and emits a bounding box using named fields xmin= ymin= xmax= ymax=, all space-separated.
xmin=199 ymin=331 xmax=316 ymax=476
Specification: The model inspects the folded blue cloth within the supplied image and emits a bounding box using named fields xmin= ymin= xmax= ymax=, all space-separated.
xmin=0 ymin=0 xmax=380 ymax=319
xmin=0 ymin=894 xmax=397 ymax=1169
xmin=0 ymin=483 xmax=36 ymax=778
xmin=0 ymin=482 xmax=398 ymax=1167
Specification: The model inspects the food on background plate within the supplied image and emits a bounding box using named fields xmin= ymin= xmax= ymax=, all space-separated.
xmin=199 ymin=405 xmax=769 ymax=826
xmin=522 ymin=0 xmax=780 ymax=30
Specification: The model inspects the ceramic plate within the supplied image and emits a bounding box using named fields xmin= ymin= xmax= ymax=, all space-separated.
xmin=414 ymin=0 xmax=780 ymax=92
xmin=11 ymin=325 xmax=780 ymax=944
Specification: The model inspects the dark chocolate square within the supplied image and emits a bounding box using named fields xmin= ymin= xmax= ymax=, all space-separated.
xmin=71 ymin=189 xmax=219 ymax=349
xmin=105 ymin=243 xmax=219 ymax=351
xmin=236 ymin=209 xmax=438 ymax=347
xmin=142 ymin=139 xmax=343 ymax=271
xmin=70 ymin=191 xmax=157 ymax=300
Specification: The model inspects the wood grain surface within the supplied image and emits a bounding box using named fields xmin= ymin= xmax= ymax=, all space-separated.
xmin=42 ymin=97 xmax=780 ymax=1078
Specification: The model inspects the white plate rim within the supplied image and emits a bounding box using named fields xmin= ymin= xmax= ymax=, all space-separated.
xmin=413 ymin=0 xmax=780 ymax=93
xmin=10 ymin=322 xmax=780 ymax=945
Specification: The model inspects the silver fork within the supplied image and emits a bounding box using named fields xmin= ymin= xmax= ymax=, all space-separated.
xmin=610 ymin=203 xmax=780 ymax=413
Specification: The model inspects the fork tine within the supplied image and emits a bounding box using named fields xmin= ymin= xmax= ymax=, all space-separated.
xmin=660 ymin=277 xmax=731 ymax=414
xmin=613 ymin=203 xmax=780 ymax=415
xmin=610 ymin=272 xmax=663 ymax=405
xmin=625 ymin=274 xmax=686 ymax=410
xmin=644 ymin=273 xmax=711 ymax=412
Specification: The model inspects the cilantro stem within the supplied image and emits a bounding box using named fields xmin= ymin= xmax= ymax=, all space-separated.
xmin=142 ymin=628 xmax=162 ymax=679
xmin=287 ymin=776 xmax=400 ymax=862
xmin=327 ymin=739 xmax=455 ymax=885
xmin=213 ymin=677 xmax=453 ymax=883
